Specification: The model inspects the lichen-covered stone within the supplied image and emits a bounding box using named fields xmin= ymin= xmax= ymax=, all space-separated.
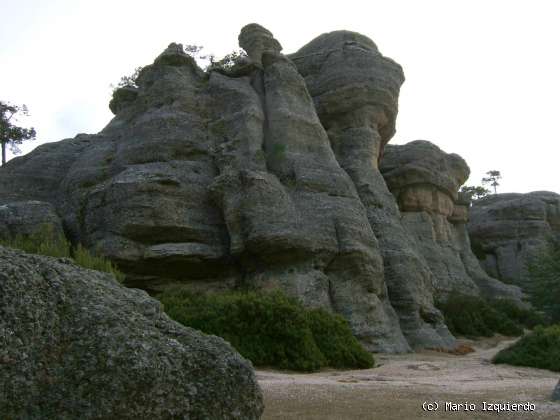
xmin=0 ymin=246 xmax=263 ymax=419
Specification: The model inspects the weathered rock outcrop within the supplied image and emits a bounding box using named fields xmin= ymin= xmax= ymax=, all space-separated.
xmin=468 ymin=191 xmax=560 ymax=289
xmin=0 ymin=25 xmax=413 ymax=352
xmin=0 ymin=246 xmax=263 ymax=419
xmin=290 ymin=32 xmax=455 ymax=350
xmin=380 ymin=141 xmax=523 ymax=302
xmin=3 ymin=24 xmax=525 ymax=352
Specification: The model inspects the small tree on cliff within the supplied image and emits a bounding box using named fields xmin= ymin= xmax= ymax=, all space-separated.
xmin=460 ymin=185 xmax=490 ymax=200
xmin=0 ymin=101 xmax=37 ymax=166
xmin=482 ymin=170 xmax=502 ymax=194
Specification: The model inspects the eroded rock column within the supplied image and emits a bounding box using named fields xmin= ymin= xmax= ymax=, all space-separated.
xmin=292 ymin=31 xmax=456 ymax=349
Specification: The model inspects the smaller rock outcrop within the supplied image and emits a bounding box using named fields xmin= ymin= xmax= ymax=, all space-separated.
xmin=0 ymin=246 xmax=263 ymax=419
xmin=380 ymin=141 xmax=523 ymax=303
xmin=468 ymin=191 xmax=560 ymax=289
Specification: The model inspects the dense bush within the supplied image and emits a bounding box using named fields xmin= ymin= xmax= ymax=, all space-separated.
xmin=490 ymin=298 xmax=546 ymax=329
xmin=493 ymin=325 xmax=560 ymax=372
xmin=436 ymin=294 xmax=525 ymax=337
xmin=0 ymin=226 xmax=125 ymax=282
xmin=157 ymin=289 xmax=373 ymax=372
xmin=307 ymin=308 xmax=374 ymax=369
xmin=527 ymin=242 xmax=560 ymax=324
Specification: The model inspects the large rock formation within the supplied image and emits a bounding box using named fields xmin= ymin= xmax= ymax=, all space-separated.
xmin=290 ymin=32 xmax=455 ymax=349
xmin=1 ymin=24 xmax=523 ymax=352
xmin=468 ymin=191 xmax=560 ymax=289
xmin=0 ymin=246 xmax=263 ymax=419
xmin=380 ymin=140 xmax=523 ymax=302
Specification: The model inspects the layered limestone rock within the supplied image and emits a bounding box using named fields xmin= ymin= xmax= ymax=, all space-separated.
xmin=0 ymin=246 xmax=263 ymax=419
xmin=380 ymin=140 xmax=523 ymax=302
xmin=468 ymin=191 xmax=560 ymax=289
xmin=0 ymin=27 xmax=413 ymax=352
xmin=291 ymin=33 xmax=455 ymax=349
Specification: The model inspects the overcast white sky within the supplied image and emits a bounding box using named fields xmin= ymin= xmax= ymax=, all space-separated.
xmin=1 ymin=0 xmax=558 ymax=193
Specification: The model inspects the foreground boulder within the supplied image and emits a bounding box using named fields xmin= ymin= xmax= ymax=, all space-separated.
xmin=380 ymin=141 xmax=523 ymax=303
xmin=468 ymin=191 xmax=560 ymax=289
xmin=553 ymin=380 xmax=560 ymax=401
xmin=0 ymin=246 xmax=263 ymax=419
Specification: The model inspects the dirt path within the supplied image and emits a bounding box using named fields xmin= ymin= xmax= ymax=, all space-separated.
xmin=258 ymin=337 xmax=560 ymax=419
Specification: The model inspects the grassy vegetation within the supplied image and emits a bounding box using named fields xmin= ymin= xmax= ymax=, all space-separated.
xmin=436 ymin=294 xmax=534 ymax=338
xmin=490 ymin=298 xmax=546 ymax=329
xmin=73 ymin=244 xmax=126 ymax=282
xmin=157 ymin=289 xmax=374 ymax=372
xmin=0 ymin=225 xmax=125 ymax=282
xmin=527 ymin=242 xmax=560 ymax=324
xmin=0 ymin=224 xmax=71 ymax=258
xmin=493 ymin=325 xmax=560 ymax=372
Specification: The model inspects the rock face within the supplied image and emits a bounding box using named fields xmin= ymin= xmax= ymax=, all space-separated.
xmin=3 ymin=23 xmax=521 ymax=352
xmin=0 ymin=201 xmax=64 ymax=240
xmin=468 ymin=191 xmax=560 ymax=289
xmin=380 ymin=141 xmax=523 ymax=302
xmin=0 ymin=246 xmax=263 ymax=419
xmin=290 ymin=32 xmax=455 ymax=349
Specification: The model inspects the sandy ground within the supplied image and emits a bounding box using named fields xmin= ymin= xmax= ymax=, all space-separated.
xmin=258 ymin=337 xmax=560 ymax=419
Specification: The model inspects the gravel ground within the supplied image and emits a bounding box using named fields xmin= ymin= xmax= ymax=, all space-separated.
xmin=258 ymin=337 xmax=560 ymax=419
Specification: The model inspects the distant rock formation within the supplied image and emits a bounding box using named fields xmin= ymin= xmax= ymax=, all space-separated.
xmin=0 ymin=24 xmax=523 ymax=352
xmin=380 ymin=141 xmax=523 ymax=302
xmin=468 ymin=191 xmax=560 ymax=289
xmin=0 ymin=246 xmax=263 ymax=419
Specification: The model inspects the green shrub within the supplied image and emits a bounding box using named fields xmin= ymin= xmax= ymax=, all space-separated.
xmin=0 ymin=224 xmax=71 ymax=258
xmin=493 ymin=325 xmax=560 ymax=372
xmin=1 ymin=227 xmax=125 ymax=282
xmin=73 ymin=244 xmax=126 ymax=283
xmin=307 ymin=308 xmax=374 ymax=369
xmin=436 ymin=294 xmax=524 ymax=337
xmin=527 ymin=242 xmax=560 ymax=323
xmin=490 ymin=299 xmax=546 ymax=329
xmin=157 ymin=289 xmax=374 ymax=372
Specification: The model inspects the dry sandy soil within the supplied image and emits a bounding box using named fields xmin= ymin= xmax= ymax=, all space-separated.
xmin=258 ymin=337 xmax=560 ymax=419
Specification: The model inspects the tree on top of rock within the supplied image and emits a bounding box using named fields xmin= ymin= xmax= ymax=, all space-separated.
xmin=0 ymin=101 xmax=37 ymax=166
xmin=460 ymin=185 xmax=490 ymax=200
xmin=482 ymin=170 xmax=502 ymax=194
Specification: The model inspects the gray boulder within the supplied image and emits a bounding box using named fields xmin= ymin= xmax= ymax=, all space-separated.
xmin=380 ymin=141 xmax=523 ymax=303
xmin=0 ymin=245 xmax=263 ymax=419
xmin=468 ymin=191 xmax=560 ymax=289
